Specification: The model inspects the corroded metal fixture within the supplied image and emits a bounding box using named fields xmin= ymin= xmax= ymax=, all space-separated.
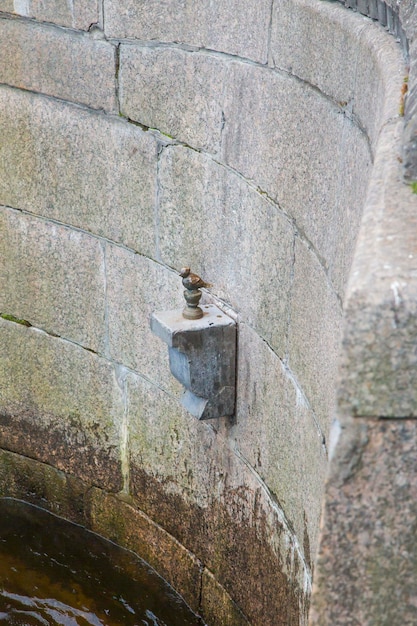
xmin=179 ymin=267 xmax=212 ymax=320
xmin=151 ymin=303 xmax=236 ymax=420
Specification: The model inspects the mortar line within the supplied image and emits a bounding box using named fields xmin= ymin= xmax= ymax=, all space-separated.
xmin=266 ymin=0 xmax=275 ymax=68
xmin=114 ymin=42 xmax=121 ymax=113
xmin=284 ymin=232 xmax=297 ymax=364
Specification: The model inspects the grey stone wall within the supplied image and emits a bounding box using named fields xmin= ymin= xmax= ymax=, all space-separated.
xmin=0 ymin=1 xmax=410 ymax=624
xmin=309 ymin=1 xmax=417 ymax=624
xmin=335 ymin=0 xmax=417 ymax=179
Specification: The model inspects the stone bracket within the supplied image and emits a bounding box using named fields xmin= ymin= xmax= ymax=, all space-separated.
xmin=150 ymin=304 xmax=236 ymax=420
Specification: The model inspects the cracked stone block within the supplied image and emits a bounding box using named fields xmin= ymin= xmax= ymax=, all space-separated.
xmin=158 ymin=145 xmax=294 ymax=358
xmin=288 ymin=239 xmax=342 ymax=435
xmin=105 ymin=244 xmax=184 ymax=395
xmin=0 ymin=86 xmax=157 ymax=257
xmin=0 ymin=16 xmax=117 ymax=112
xmin=0 ymin=0 xmax=100 ymax=30
xmin=119 ymin=45 xmax=227 ymax=154
xmin=0 ymin=207 xmax=106 ymax=353
xmin=0 ymin=319 xmax=124 ymax=491
xmin=104 ymin=0 xmax=271 ymax=63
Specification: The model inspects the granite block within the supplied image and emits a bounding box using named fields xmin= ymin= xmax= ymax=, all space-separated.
xmin=0 ymin=0 xmax=100 ymax=30
xmin=353 ymin=20 xmax=405 ymax=150
xmin=0 ymin=449 xmax=88 ymax=525
xmin=233 ymin=323 xmax=327 ymax=565
xmin=288 ymin=239 xmax=342 ymax=434
xmin=126 ymin=372 xmax=310 ymax=625
xmin=339 ymin=120 xmax=417 ymax=417
xmin=0 ymin=319 xmax=124 ymax=490
xmin=105 ymin=245 xmax=184 ymax=394
xmin=0 ymin=86 xmax=157 ymax=256
xmin=104 ymin=0 xmax=271 ymax=63
xmin=222 ymin=63 xmax=353 ymax=261
xmin=158 ymin=145 xmax=294 ymax=358
xmin=311 ymin=417 xmax=417 ymax=626
xmin=270 ymin=0 xmax=366 ymax=106
xmin=0 ymin=16 xmax=117 ymax=112
xmin=119 ymin=45 xmax=227 ymax=153
xmin=86 ymin=488 xmax=202 ymax=613
xmin=0 ymin=207 xmax=106 ymax=352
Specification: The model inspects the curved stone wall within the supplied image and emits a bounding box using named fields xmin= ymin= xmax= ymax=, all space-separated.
xmin=0 ymin=1 xmax=408 ymax=625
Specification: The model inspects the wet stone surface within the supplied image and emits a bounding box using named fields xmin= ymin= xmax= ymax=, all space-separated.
xmin=0 ymin=498 xmax=205 ymax=626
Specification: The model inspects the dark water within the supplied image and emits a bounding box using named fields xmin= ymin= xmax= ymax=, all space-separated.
xmin=0 ymin=499 xmax=204 ymax=626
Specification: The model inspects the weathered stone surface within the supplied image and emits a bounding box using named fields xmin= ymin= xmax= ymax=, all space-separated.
xmin=324 ymin=127 xmax=372 ymax=299
xmin=0 ymin=207 xmax=106 ymax=352
xmin=270 ymin=0 xmax=367 ymax=107
xmin=0 ymin=86 xmax=157 ymax=256
xmin=0 ymin=319 xmax=124 ymax=491
xmin=127 ymin=373 xmax=309 ymax=625
xmin=339 ymin=120 xmax=417 ymax=417
xmin=222 ymin=62 xmax=362 ymax=274
xmin=0 ymin=0 xmax=100 ymax=30
xmin=151 ymin=305 xmax=236 ymax=420
xmin=86 ymin=488 xmax=203 ymax=613
xmin=288 ymin=239 xmax=342 ymax=434
xmin=0 ymin=16 xmax=117 ymax=112
xmin=354 ymin=20 xmax=405 ymax=149
xmin=310 ymin=417 xmax=417 ymax=626
xmin=158 ymin=145 xmax=294 ymax=358
xmin=201 ymin=569 xmax=250 ymax=626
xmin=233 ymin=323 xmax=327 ymax=564
xmin=119 ymin=46 xmax=227 ymax=153
xmin=0 ymin=449 xmax=88 ymax=525
xmin=105 ymin=244 xmax=183 ymax=394
xmin=104 ymin=0 xmax=271 ymax=63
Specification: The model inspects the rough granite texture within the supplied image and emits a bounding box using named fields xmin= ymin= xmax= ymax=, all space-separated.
xmin=0 ymin=0 xmax=100 ymax=30
xmin=0 ymin=16 xmax=117 ymax=112
xmin=0 ymin=86 xmax=158 ymax=257
xmin=338 ymin=118 xmax=417 ymax=417
xmin=158 ymin=145 xmax=295 ymax=357
xmin=104 ymin=0 xmax=271 ymax=63
xmin=120 ymin=46 xmax=228 ymax=154
xmin=0 ymin=1 xmax=414 ymax=625
xmin=0 ymin=207 xmax=106 ymax=352
xmin=0 ymin=320 xmax=124 ymax=491
xmin=310 ymin=417 xmax=417 ymax=626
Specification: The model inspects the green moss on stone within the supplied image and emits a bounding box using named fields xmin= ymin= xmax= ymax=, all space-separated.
xmin=0 ymin=313 xmax=32 ymax=327
xmin=410 ymin=182 xmax=417 ymax=195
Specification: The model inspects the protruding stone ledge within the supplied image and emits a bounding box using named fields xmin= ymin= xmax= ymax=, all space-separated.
xmin=338 ymin=119 xmax=417 ymax=417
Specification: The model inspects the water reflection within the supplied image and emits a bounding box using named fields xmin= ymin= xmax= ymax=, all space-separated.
xmin=0 ymin=499 xmax=204 ymax=626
